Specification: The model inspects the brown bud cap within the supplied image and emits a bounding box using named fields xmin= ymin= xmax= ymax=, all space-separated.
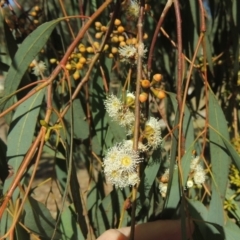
xmin=141 ymin=79 xmax=151 ymax=88
xmin=144 ymin=4 xmax=151 ymax=12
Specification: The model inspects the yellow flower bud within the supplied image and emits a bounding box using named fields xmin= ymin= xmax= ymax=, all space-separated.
xmin=86 ymin=46 xmax=94 ymax=53
xmin=95 ymin=32 xmax=103 ymax=39
xmin=131 ymin=38 xmax=137 ymax=45
xmin=101 ymin=26 xmax=108 ymax=32
xmin=30 ymin=11 xmax=37 ymax=17
xmin=49 ymin=58 xmax=57 ymax=64
xmin=150 ymin=87 xmax=166 ymax=99
xmin=114 ymin=19 xmax=121 ymax=26
xmin=117 ymin=26 xmax=125 ymax=33
xmin=93 ymin=42 xmax=100 ymax=50
xmin=108 ymin=53 xmax=114 ymax=58
xmin=79 ymin=57 xmax=86 ymax=64
xmin=95 ymin=21 xmax=102 ymax=28
xmin=119 ymin=41 xmax=126 ymax=47
xmin=65 ymin=63 xmax=72 ymax=70
xmin=153 ymin=73 xmax=162 ymax=82
xmin=143 ymin=33 xmax=148 ymax=39
xmin=103 ymin=44 xmax=109 ymax=51
xmin=139 ymin=92 xmax=148 ymax=103
xmin=76 ymin=62 xmax=83 ymax=70
xmin=118 ymin=35 xmax=125 ymax=42
xmin=111 ymin=47 xmax=118 ymax=54
xmin=111 ymin=36 xmax=119 ymax=43
xmin=141 ymin=79 xmax=151 ymax=88
xmin=73 ymin=70 xmax=80 ymax=80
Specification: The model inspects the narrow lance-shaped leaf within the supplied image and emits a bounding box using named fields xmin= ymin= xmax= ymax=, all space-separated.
xmin=3 ymin=88 xmax=45 ymax=198
xmin=208 ymin=90 xmax=230 ymax=226
xmin=0 ymin=19 xmax=62 ymax=112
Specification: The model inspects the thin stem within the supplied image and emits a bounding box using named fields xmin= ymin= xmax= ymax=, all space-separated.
xmin=130 ymin=1 xmax=145 ymax=240
xmin=147 ymin=0 xmax=173 ymax=75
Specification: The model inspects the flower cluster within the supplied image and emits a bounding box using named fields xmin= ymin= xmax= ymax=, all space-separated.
xmin=103 ymin=93 xmax=163 ymax=188
xmin=143 ymin=117 xmax=162 ymax=150
xmin=103 ymin=141 xmax=142 ymax=188
xmin=118 ymin=43 xmax=147 ymax=63
xmin=31 ymin=60 xmax=47 ymax=77
xmin=125 ymin=0 xmax=140 ymax=19
xmin=104 ymin=93 xmax=135 ymax=129
xmin=187 ymin=156 xmax=206 ymax=188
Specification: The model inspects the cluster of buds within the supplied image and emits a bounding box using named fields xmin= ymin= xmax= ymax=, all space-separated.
xmin=229 ymin=164 xmax=240 ymax=190
xmin=231 ymin=137 xmax=240 ymax=155
xmin=49 ymin=44 xmax=91 ymax=80
xmin=94 ymin=18 xmax=148 ymax=63
xmin=139 ymin=73 xmax=166 ymax=103
xmin=4 ymin=5 xmax=42 ymax=41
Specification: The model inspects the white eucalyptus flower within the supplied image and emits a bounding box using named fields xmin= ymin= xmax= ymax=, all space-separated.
xmin=159 ymin=182 xmax=168 ymax=198
xmin=32 ymin=60 xmax=46 ymax=76
xmin=144 ymin=117 xmax=162 ymax=149
xmin=126 ymin=0 xmax=140 ymax=18
xmin=193 ymin=168 xmax=206 ymax=186
xmin=103 ymin=142 xmax=142 ymax=188
xmin=186 ymin=179 xmax=194 ymax=188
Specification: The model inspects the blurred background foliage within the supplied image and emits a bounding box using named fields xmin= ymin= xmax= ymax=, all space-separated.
xmin=0 ymin=0 xmax=240 ymax=239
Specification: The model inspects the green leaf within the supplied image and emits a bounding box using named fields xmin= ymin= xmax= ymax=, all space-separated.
xmin=3 ymin=19 xmax=18 ymax=60
xmin=24 ymin=196 xmax=61 ymax=239
xmin=3 ymin=88 xmax=44 ymax=200
xmin=164 ymin=93 xmax=194 ymax=210
xmin=0 ymin=19 xmax=62 ymax=113
xmin=65 ymin=98 xmax=89 ymax=140
xmin=208 ymin=90 xmax=230 ymax=226
xmin=187 ymin=199 xmax=223 ymax=240
xmin=136 ymin=148 xmax=162 ymax=221
xmin=60 ymin=205 xmax=84 ymax=240
xmin=224 ymin=219 xmax=240 ymax=240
